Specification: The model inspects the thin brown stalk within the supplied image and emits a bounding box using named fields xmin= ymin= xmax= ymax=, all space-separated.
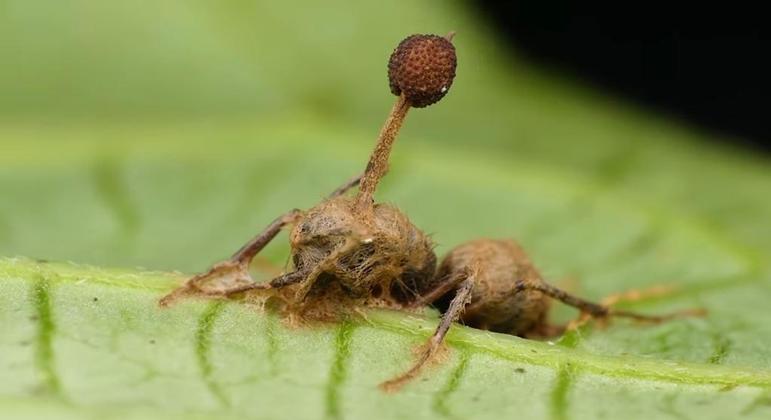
xmin=355 ymin=95 xmax=411 ymax=211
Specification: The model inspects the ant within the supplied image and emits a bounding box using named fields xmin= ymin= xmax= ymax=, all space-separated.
xmin=160 ymin=33 xmax=701 ymax=390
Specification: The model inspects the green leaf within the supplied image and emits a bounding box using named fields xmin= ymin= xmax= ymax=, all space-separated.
xmin=1 ymin=1 xmax=771 ymax=419
xmin=1 ymin=258 xmax=770 ymax=420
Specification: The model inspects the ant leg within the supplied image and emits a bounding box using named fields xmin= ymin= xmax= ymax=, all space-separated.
xmin=222 ymin=270 xmax=308 ymax=296
xmin=159 ymin=173 xmax=363 ymax=307
xmin=408 ymin=270 xmax=469 ymax=309
xmin=159 ymin=209 xmax=303 ymax=306
xmin=380 ymin=275 xmax=475 ymax=392
xmin=229 ymin=210 xmax=303 ymax=265
xmin=563 ymin=285 xmax=682 ymax=332
xmin=600 ymin=285 xmax=674 ymax=307
xmin=528 ymin=281 xmax=704 ymax=324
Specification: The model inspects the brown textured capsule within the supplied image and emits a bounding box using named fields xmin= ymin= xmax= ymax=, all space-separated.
xmin=388 ymin=34 xmax=457 ymax=108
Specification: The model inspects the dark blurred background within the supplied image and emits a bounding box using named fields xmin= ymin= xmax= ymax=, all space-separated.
xmin=474 ymin=1 xmax=771 ymax=152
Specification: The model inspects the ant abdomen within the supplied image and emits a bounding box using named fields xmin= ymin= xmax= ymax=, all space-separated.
xmin=433 ymin=239 xmax=551 ymax=336
xmin=289 ymin=195 xmax=436 ymax=302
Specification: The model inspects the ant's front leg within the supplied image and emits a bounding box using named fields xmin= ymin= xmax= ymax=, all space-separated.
xmin=158 ymin=209 xmax=304 ymax=306
xmin=159 ymin=173 xmax=363 ymax=306
xmin=380 ymin=271 xmax=476 ymax=392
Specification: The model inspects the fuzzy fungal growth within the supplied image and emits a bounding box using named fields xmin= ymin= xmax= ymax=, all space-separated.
xmin=289 ymin=196 xmax=437 ymax=306
xmin=388 ymin=34 xmax=457 ymax=108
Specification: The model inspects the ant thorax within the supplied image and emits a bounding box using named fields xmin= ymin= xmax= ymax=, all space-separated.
xmin=289 ymin=195 xmax=436 ymax=305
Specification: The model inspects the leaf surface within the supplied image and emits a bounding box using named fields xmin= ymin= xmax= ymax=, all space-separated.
xmin=1 ymin=1 xmax=770 ymax=419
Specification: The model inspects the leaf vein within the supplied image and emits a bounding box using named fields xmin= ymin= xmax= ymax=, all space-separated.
xmin=432 ymin=351 xmax=470 ymax=419
xmin=550 ymin=365 xmax=575 ymax=420
xmin=326 ymin=321 xmax=355 ymax=420
xmin=31 ymin=275 xmax=61 ymax=396
xmin=195 ymin=301 xmax=229 ymax=408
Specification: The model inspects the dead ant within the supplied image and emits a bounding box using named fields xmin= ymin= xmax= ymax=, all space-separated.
xmin=160 ymin=33 xmax=702 ymax=390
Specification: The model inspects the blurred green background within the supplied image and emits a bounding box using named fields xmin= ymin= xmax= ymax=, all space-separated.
xmin=2 ymin=0 xmax=767 ymax=270
xmin=1 ymin=1 xmax=770 ymax=419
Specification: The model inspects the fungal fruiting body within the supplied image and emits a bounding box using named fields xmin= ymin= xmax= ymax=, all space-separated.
xmin=388 ymin=33 xmax=457 ymax=108
xmin=356 ymin=32 xmax=457 ymax=210
xmin=160 ymin=32 xmax=701 ymax=391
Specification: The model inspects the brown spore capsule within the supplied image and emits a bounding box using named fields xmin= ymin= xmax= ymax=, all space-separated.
xmin=388 ymin=34 xmax=457 ymax=108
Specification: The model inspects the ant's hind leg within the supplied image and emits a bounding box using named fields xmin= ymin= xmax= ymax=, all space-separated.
xmin=380 ymin=275 xmax=475 ymax=392
xmin=528 ymin=281 xmax=704 ymax=329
